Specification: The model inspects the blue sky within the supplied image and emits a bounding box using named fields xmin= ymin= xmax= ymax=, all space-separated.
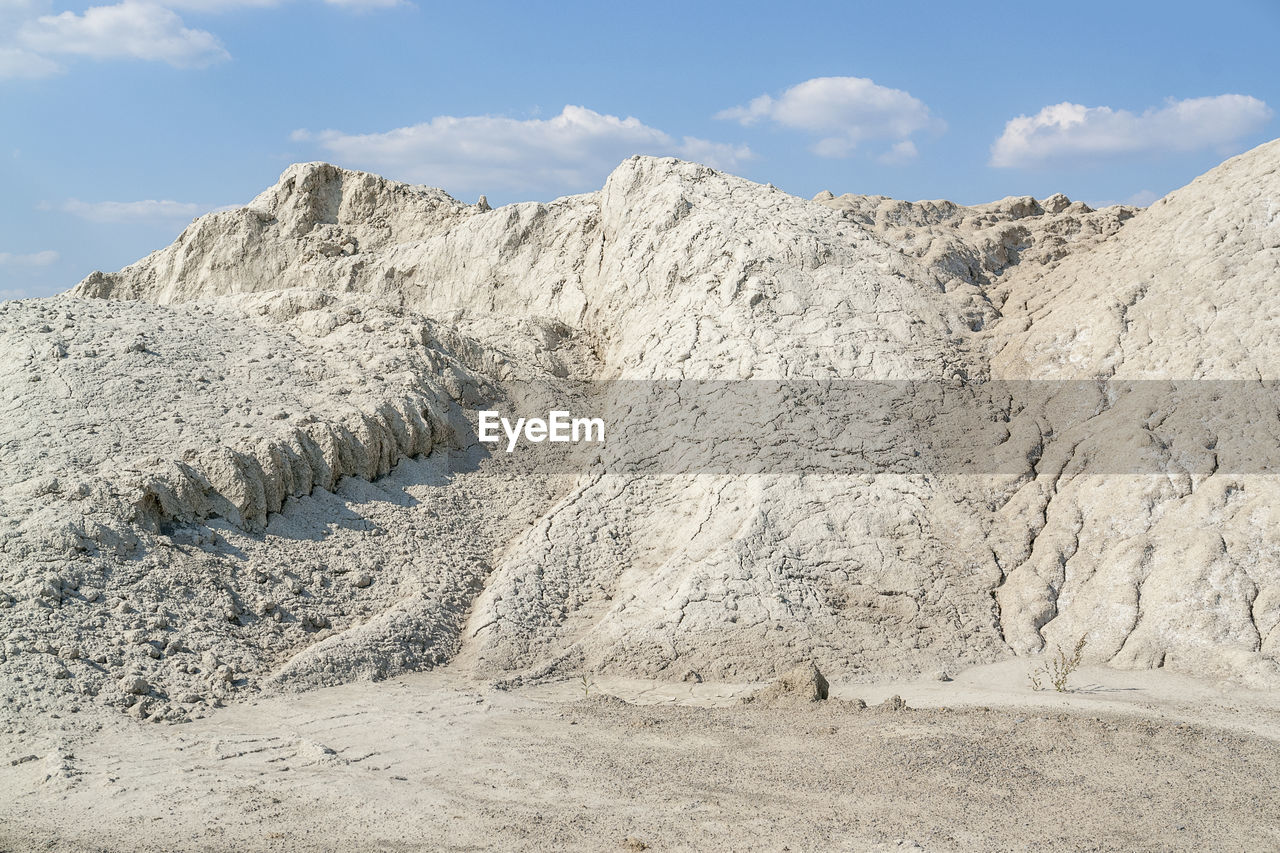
xmin=2 ymin=0 xmax=1278 ymax=298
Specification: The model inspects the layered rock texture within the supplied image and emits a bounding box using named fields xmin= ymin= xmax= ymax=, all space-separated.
xmin=3 ymin=140 xmax=1279 ymax=722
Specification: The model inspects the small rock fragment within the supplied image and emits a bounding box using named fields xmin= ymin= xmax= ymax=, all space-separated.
xmin=119 ymin=676 xmax=151 ymax=696
xmin=877 ymin=695 xmax=909 ymax=713
xmin=742 ymin=661 xmax=829 ymax=706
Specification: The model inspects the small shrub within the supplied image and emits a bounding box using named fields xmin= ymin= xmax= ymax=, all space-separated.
xmin=1028 ymin=634 xmax=1087 ymax=693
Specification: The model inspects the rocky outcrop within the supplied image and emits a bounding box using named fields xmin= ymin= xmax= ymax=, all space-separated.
xmin=5 ymin=141 xmax=1280 ymax=722
xmin=742 ymin=661 xmax=830 ymax=705
xmin=984 ymin=140 xmax=1280 ymax=682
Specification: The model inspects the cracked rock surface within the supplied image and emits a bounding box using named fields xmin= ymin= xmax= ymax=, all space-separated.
xmin=3 ymin=140 xmax=1279 ymax=725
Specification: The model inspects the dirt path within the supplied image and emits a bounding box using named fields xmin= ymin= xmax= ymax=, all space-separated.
xmin=3 ymin=666 xmax=1278 ymax=852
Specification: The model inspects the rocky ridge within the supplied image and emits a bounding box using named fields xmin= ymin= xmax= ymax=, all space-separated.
xmin=3 ymin=140 xmax=1278 ymax=723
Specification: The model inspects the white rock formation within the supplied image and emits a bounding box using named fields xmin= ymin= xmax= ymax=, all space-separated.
xmin=3 ymin=140 xmax=1278 ymax=722
xmin=986 ymin=141 xmax=1280 ymax=682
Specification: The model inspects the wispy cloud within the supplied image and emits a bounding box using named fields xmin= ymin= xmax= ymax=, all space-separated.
xmin=716 ymin=76 xmax=942 ymax=160
xmin=0 ymin=0 xmax=406 ymax=80
xmin=19 ymin=2 xmax=229 ymax=68
xmin=990 ymin=95 xmax=1274 ymax=168
xmin=876 ymin=140 xmax=918 ymax=165
xmin=163 ymin=0 xmax=405 ymax=10
xmin=161 ymin=0 xmax=292 ymax=10
xmin=663 ymin=136 xmax=753 ymax=171
xmin=54 ymin=198 xmax=205 ymax=222
xmin=292 ymin=105 xmax=753 ymax=196
xmin=0 ymin=250 xmax=58 ymax=266
xmin=1124 ymin=189 xmax=1160 ymax=207
xmin=0 ymin=45 xmax=61 ymax=79
xmin=321 ymin=0 xmax=404 ymax=9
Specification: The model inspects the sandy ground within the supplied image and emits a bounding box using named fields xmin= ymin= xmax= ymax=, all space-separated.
xmin=2 ymin=662 xmax=1278 ymax=852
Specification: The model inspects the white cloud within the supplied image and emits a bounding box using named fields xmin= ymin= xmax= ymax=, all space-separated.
xmin=321 ymin=0 xmax=403 ymax=8
xmin=990 ymin=95 xmax=1274 ymax=168
xmin=163 ymin=0 xmax=404 ymax=10
xmin=160 ymin=0 xmax=286 ymax=10
xmin=0 ymin=0 xmax=49 ymax=31
xmin=19 ymin=2 xmax=229 ymax=67
xmin=668 ymin=136 xmax=754 ymax=171
xmin=877 ymin=140 xmax=918 ymax=165
xmin=0 ymin=0 xmax=404 ymax=79
xmin=57 ymin=198 xmax=204 ymax=222
xmin=0 ymin=250 xmax=58 ymax=266
xmin=716 ymin=76 xmax=941 ymax=159
xmin=0 ymin=45 xmax=60 ymax=78
xmin=1124 ymin=189 xmax=1160 ymax=207
xmin=294 ymin=105 xmax=754 ymax=196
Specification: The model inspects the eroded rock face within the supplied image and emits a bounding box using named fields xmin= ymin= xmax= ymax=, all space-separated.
xmin=75 ymin=163 xmax=482 ymax=305
xmin=5 ymin=140 xmax=1279 ymax=720
xmin=983 ymin=141 xmax=1280 ymax=683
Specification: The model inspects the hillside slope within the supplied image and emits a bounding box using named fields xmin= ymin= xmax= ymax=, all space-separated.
xmin=3 ymin=142 xmax=1277 ymax=723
